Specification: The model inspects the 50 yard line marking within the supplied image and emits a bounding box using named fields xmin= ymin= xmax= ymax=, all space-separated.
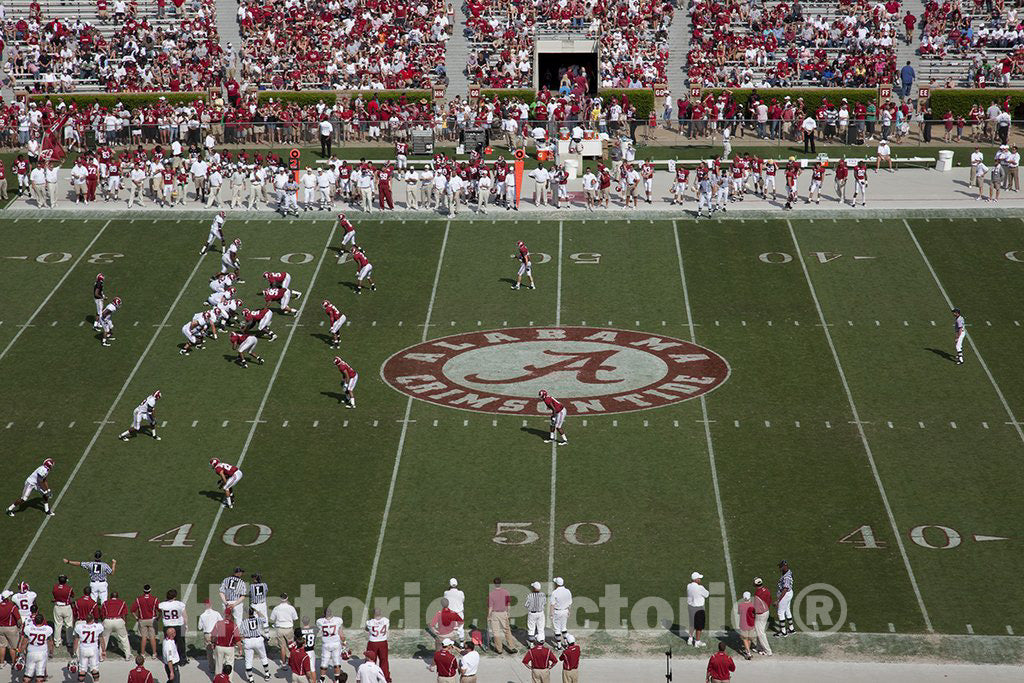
xmin=4 ymin=242 xmax=206 ymax=592
xmin=0 ymin=219 xmax=111 ymax=364
xmin=362 ymin=221 xmax=450 ymax=623
xmin=787 ymin=220 xmax=933 ymax=632
xmin=903 ymin=219 xmax=1024 ymax=446
xmin=183 ymin=220 xmax=339 ymax=604
xmin=673 ymin=221 xmax=735 ymax=600
xmin=548 ymin=221 xmax=563 ymax=584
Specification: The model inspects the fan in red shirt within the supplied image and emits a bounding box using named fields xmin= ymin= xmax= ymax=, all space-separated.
xmin=706 ymin=642 xmax=736 ymax=681
xmin=287 ymin=641 xmax=313 ymax=683
xmin=126 ymin=656 xmax=154 ymax=683
xmin=332 ymin=357 xmax=358 ymax=409
xmin=538 ymin=390 xmax=568 ymax=446
xmin=522 ymin=642 xmax=557 ymax=676
xmin=431 ymin=640 xmax=459 ymax=678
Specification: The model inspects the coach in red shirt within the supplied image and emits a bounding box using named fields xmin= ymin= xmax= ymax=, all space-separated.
xmin=558 ymin=634 xmax=580 ymax=681
xmin=126 ymin=655 xmax=154 ymax=683
xmin=522 ymin=641 xmax=557 ymax=682
xmin=287 ymin=641 xmax=314 ymax=683
xmin=0 ymin=592 xmax=22 ymax=666
xmin=432 ymin=639 xmax=459 ymax=682
xmin=74 ymin=587 xmax=98 ymax=622
xmin=52 ymin=575 xmax=74 ymax=649
xmin=706 ymin=642 xmax=735 ymax=682
xmin=131 ymin=585 xmax=159 ymax=658
xmin=102 ymin=592 xmax=131 ymax=660
xmin=211 ymin=614 xmax=241 ymax=674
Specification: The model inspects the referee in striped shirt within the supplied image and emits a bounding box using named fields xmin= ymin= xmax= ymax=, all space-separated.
xmin=524 ymin=582 xmax=546 ymax=645
xmin=239 ymin=608 xmax=270 ymax=683
xmin=248 ymin=574 xmax=269 ymax=635
xmin=220 ymin=568 xmax=248 ymax=624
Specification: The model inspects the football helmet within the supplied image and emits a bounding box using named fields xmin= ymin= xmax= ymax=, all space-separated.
xmin=112 ymin=296 xmax=122 ymax=307
xmin=242 ymin=309 xmax=251 ymax=318
xmin=322 ymin=300 xmax=331 ymax=310
xmin=43 ymin=458 xmax=54 ymax=469
xmin=263 ymin=272 xmax=270 ymax=280
xmin=18 ymin=581 xmax=30 ymax=592
xmin=153 ymin=390 xmax=162 ymax=401
xmin=210 ymin=458 xmax=220 ymax=468
xmin=333 ymin=356 xmax=343 ymax=366
xmin=13 ymin=655 xmax=24 ymax=671
xmin=538 ymin=390 xmax=549 ymax=399
xmin=517 ymin=241 xmax=524 ymax=248
xmin=96 ymin=273 xmax=104 ymax=282
xmin=218 ymin=211 xmax=225 ymax=218
xmin=68 ymin=661 xmax=78 ymax=674
xmin=233 ymin=238 xmax=242 ymax=247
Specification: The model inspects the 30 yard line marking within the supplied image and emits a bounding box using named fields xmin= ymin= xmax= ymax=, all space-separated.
xmin=4 ymin=243 xmax=206 ymax=592
xmin=548 ymin=220 xmax=564 ymax=586
xmin=184 ymin=220 xmax=339 ymax=604
xmin=0 ymin=220 xmax=111 ymax=364
xmin=904 ymin=220 xmax=1024 ymax=447
xmin=674 ymin=221 xmax=736 ymax=600
xmin=788 ymin=220 xmax=932 ymax=633
xmin=362 ymin=221 xmax=450 ymax=623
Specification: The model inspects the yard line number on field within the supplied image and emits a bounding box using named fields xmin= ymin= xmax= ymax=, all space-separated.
xmin=183 ymin=220 xmax=339 ymax=604
xmin=787 ymin=219 xmax=933 ymax=633
xmin=3 ymin=244 xmax=209 ymax=592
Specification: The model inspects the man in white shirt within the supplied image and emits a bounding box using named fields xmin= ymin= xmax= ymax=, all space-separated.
xmin=162 ymin=628 xmax=181 ymax=683
xmin=316 ymin=168 xmax=335 ymax=210
xmin=207 ymin=167 xmax=224 ymax=208
xmin=1006 ymin=145 xmax=1020 ymax=191
xmin=355 ymin=649 xmax=386 ymax=683
xmin=802 ymin=115 xmax=818 ymax=153
xmin=269 ymin=594 xmax=298 ymax=664
xmin=44 ymin=163 xmax=59 ymax=208
xmin=127 ymin=166 xmax=147 ymax=208
xmin=443 ymin=579 xmax=466 ymax=646
xmin=404 ymin=167 xmax=419 ymax=210
xmin=29 ymin=165 xmax=46 ymax=208
xmin=447 ymin=173 xmax=464 ymax=216
xmin=549 ymin=577 xmax=573 ymax=650
xmin=875 ymin=140 xmax=892 ymax=172
xmin=301 ymin=168 xmax=317 ymax=211
xmin=198 ymin=599 xmax=221 ymax=672
xmin=319 ymin=119 xmax=334 ymax=157
xmin=582 ymin=167 xmax=597 ymax=210
xmin=357 ymin=171 xmax=374 ymax=212
xmin=71 ymin=161 xmax=88 ymax=203
xmin=529 ymin=164 xmax=551 ymax=206
xmin=431 ymin=170 xmax=447 ymax=211
xmin=969 ymin=146 xmax=984 ymax=185
xmin=459 ymin=641 xmax=480 ymax=682
xmin=686 ymin=571 xmax=709 ymax=647
xmin=158 ymin=589 xmax=187 ymax=663
xmin=190 ymin=158 xmax=209 ymax=203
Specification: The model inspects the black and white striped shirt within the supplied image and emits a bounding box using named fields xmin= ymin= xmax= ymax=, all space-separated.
xmin=249 ymin=582 xmax=268 ymax=606
xmin=240 ymin=616 xmax=264 ymax=639
xmin=524 ymin=592 xmax=546 ymax=613
xmin=220 ymin=576 xmax=247 ymax=603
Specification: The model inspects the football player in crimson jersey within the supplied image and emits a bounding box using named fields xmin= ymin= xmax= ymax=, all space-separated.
xmin=338 ymin=214 xmax=357 ymax=252
xmin=241 ymin=307 xmax=276 ymax=341
xmin=333 ymin=357 xmax=358 ymax=408
xmin=262 ymin=271 xmax=302 ymax=299
xmin=7 ymin=459 xmax=55 ymax=517
xmin=322 ymin=300 xmax=346 ymax=348
xmin=538 ymin=390 xmax=568 ymax=445
xmin=210 ymin=459 xmax=243 ymax=509
xmin=350 ymin=248 xmax=376 ymax=294
xmin=230 ymin=332 xmax=264 ymax=368
xmin=511 ymin=241 xmax=535 ymax=290
xmin=260 ymin=288 xmax=297 ymax=315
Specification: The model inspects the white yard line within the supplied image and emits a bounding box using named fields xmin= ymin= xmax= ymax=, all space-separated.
xmin=183 ymin=220 xmax=339 ymax=603
xmin=3 ymin=244 xmax=206 ymax=592
xmin=361 ymin=221 xmax=451 ymax=622
xmin=672 ymin=221 xmax=736 ymax=600
xmin=0 ymin=219 xmax=111 ymax=364
xmin=548 ymin=221 xmax=563 ymax=584
xmin=787 ymin=220 xmax=933 ymax=633
xmin=903 ymin=219 xmax=1024 ymax=445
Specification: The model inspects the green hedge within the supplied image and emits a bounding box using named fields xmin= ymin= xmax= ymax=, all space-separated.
xmin=927 ymin=88 xmax=1024 ymax=117
xmin=27 ymin=92 xmax=209 ymax=109
xmin=599 ymin=89 xmax=655 ymax=119
xmin=255 ymin=90 xmax=432 ymax=106
xmin=703 ymin=88 xmax=877 ymax=112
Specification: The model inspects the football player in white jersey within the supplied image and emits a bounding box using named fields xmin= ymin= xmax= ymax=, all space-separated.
xmin=19 ymin=613 xmax=54 ymax=683
xmin=952 ymin=307 xmax=966 ymax=365
xmin=207 ymin=286 xmax=236 ymax=308
xmin=99 ymin=297 xmax=121 ymax=347
xmin=315 ymin=609 xmax=347 ymax=683
xmin=214 ymin=298 xmax=242 ymax=330
xmin=210 ymin=272 xmax=237 ymax=294
xmin=201 ymin=212 xmax=227 ymax=255
xmin=72 ymin=612 xmax=104 ymax=681
xmin=222 ymin=238 xmax=243 ymax=282
xmin=117 ymin=391 xmax=161 ymax=441
xmin=11 ymin=582 xmax=38 ymax=621
xmin=6 ymin=460 xmax=55 ymax=516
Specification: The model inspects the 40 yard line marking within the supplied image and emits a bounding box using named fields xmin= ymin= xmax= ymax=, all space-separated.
xmin=183 ymin=220 xmax=339 ymax=604
xmin=903 ymin=220 xmax=1024 ymax=447
xmin=548 ymin=220 xmax=564 ymax=586
xmin=4 ymin=242 xmax=206 ymax=592
xmin=673 ymin=220 xmax=736 ymax=600
xmin=362 ymin=221 xmax=450 ymax=623
xmin=0 ymin=220 xmax=111 ymax=364
xmin=787 ymin=220 xmax=933 ymax=633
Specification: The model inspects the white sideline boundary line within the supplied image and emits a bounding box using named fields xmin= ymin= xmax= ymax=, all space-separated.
xmin=362 ymin=221 xmax=450 ymax=622
xmin=787 ymin=220 xmax=933 ymax=633
xmin=4 ymin=244 xmax=207 ymax=592
xmin=548 ymin=221 xmax=563 ymax=584
xmin=903 ymin=219 xmax=1024 ymax=446
xmin=183 ymin=220 xmax=339 ymax=603
xmin=0 ymin=219 xmax=111 ymax=364
xmin=673 ymin=221 xmax=736 ymax=601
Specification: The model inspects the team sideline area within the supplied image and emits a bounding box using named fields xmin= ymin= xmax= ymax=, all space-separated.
xmin=1 ymin=212 xmax=1023 ymax=683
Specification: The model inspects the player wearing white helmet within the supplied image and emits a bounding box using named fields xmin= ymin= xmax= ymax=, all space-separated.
xmin=241 ymin=307 xmax=276 ymax=341
xmin=99 ymin=296 xmax=121 ymax=347
xmin=118 ymin=391 xmax=162 ymax=441
xmin=210 ymin=459 xmax=243 ymax=508
xmin=180 ymin=318 xmax=206 ymax=355
xmin=92 ymin=273 xmax=105 ymax=331
xmin=214 ymin=297 xmax=242 ymax=329
xmin=11 ymin=581 xmax=37 ymax=623
xmin=322 ymin=300 xmax=346 ymax=348
xmin=209 ymin=272 xmax=237 ymax=294
xmin=222 ymin=238 xmax=243 ymax=282
xmin=207 ymin=287 xmax=236 ymax=308
xmin=7 ymin=459 xmax=55 ymax=516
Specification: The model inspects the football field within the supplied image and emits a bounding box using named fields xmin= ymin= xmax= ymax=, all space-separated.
xmin=1 ymin=212 xmax=1023 ymax=656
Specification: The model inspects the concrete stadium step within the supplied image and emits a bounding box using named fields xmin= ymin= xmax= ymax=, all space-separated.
xmin=445 ymin=2 xmax=470 ymax=98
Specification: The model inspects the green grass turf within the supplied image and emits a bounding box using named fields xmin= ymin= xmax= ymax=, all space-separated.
xmin=0 ymin=214 xmax=1022 ymax=659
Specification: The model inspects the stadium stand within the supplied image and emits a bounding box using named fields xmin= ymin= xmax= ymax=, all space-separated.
xmin=918 ymin=0 xmax=1024 ymax=86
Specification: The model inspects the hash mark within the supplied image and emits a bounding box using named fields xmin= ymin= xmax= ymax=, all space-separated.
xmin=794 ymin=421 xmax=800 ymax=428
xmin=313 ymin=421 xmax=319 ymax=428
xmin=36 ymin=421 xmax=43 ymax=429
xmin=79 ymin=321 xmax=85 ymax=327
xmin=673 ymin=420 xmax=679 ymax=428
xmin=67 ymin=422 xmax=74 ymax=428
xmin=930 ymin=320 xmax=936 ymax=326
xmin=222 ymin=420 xmax=229 ymax=427
xmin=982 ymin=421 xmax=989 ymax=429
xmin=903 ymin=321 xmax=909 ymax=326
xmin=848 ymin=320 xmax=853 ymax=326
xmin=715 ymin=321 xmax=720 ymax=327
xmin=192 ymin=420 xmax=198 ymax=427
xmin=51 ymin=320 xmax=58 ymax=327
xmin=282 ymin=420 xmax=289 ymax=427
xmin=986 ymin=321 xmax=992 ymax=326
xmin=888 ymin=623 xmax=895 ymax=633
xmin=373 ymin=420 xmax=379 ymax=427
xmin=950 ymin=421 xmax=957 ymax=429
xmin=794 ymin=321 xmax=800 ymax=326
xmin=966 ymin=624 xmax=974 ymax=635
xmin=825 ymin=421 xmax=832 ymax=428
xmin=919 ymin=421 xmax=925 ymax=429
xmin=741 ymin=320 xmax=747 ymax=327
xmin=875 ymin=320 xmax=880 ymax=326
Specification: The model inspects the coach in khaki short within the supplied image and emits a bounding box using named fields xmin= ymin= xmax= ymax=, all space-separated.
xmin=0 ymin=591 xmax=20 ymax=660
xmin=269 ymin=594 xmax=298 ymax=663
xmin=487 ymin=578 xmax=519 ymax=654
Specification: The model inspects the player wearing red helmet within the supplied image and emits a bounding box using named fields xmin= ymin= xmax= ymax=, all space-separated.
xmin=210 ymin=458 xmax=243 ymax=509
xmin=322 ymin=300 xmax=346 ymax=348
xmin=333 ymin=357 xmax=358 ymax=408
xmin=6 ymin=459 xmax=55 ymax=517
xmin=350 ymin=248 xmax=376 ymax=294
xmin=118 ymin=391 xmax=162 ymax=441
xmin=338 ymin=214 xmax=357 ymax=252
xmin=201 ymin=212 xmax=227 ymax=255
xmin=230 ymin=332 xmax=264 ymax=368
xmin=93 ymin=274 xmax=105 ymax=331
xmin=539 ymin=390 xmax=568 ymax=445
xmin=511 ymin=241 xmax=535 ymax=290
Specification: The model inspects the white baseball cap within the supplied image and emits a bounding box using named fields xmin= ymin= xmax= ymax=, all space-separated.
xmin=691 ymin=572 xmax=703 ymax=581
xmin=531 ymin=581 xmax=542 ymax=590
xmin=565 ymin=634 xmax=575 ymax=644
xmin=742 ymin=591 xmax=751 ymax=600
xmin=449 ymin=578 xmax=458 ymax=587
xmin=0 ymin=590 xmax=11 ymax=600
xmin=441 ymin=638 xmax=454 ymax=646
xmin=554 ymin=577 xmax=564 ymax=586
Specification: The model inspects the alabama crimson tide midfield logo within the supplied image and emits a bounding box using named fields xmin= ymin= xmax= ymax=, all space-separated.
xmin=380 ymin=327 xmax=730 ymax=415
